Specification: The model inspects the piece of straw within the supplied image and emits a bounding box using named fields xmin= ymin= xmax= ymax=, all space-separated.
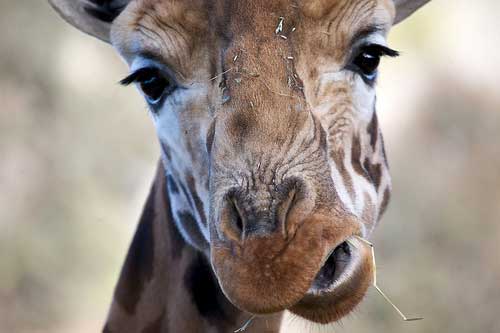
xmin=234 ymin=315 xmax=256 ymax=332
xmin=348 ymin=236 xmax=424 ymax=322
xmin=210 ymin=68 xmax=234 ymax=81
xmin=275 ymin=17 xmax=284 ymax=34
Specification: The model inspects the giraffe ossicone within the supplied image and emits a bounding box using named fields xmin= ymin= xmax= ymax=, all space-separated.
xmin=49 ymin=0 xmax=431 ymax=331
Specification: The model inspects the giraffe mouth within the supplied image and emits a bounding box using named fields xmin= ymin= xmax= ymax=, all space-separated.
xmin=309 ymin=241 xmax=352 ymax=293
xmin=289 ymin=236 xmax=374 ymax=324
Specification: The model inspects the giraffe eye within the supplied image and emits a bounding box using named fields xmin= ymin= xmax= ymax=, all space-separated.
xmin=120 ymin=67 xmax=176 ymax=105
xmin=354 ymin=50 xmax=381 ymax=79
xmin=350 ymin=44 xmax=399 ymax=83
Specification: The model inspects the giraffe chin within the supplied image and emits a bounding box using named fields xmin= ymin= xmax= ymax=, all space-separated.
xmin=211 ymin=215 xmax=371 ymax=324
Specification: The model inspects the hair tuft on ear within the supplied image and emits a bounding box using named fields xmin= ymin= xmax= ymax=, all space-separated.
xmin=48 ymin=0 xmax=130 ymax=42
xmin=84 ymin=0 xmax=128 ymax=23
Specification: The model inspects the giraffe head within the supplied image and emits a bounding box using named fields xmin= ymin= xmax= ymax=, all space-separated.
xmin=50 ymin=0 xmax=430 ymax=324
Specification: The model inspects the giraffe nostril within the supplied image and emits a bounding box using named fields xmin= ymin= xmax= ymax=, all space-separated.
xmin=219 ymin=197 xmax=245 ymax=242
xmin=233 ymin=200 xmax=244 ymax=234
xmin=276 ymin=186 xmax=297 ymax=238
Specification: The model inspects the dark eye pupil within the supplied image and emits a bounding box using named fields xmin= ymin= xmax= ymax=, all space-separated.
xmin=140 ymin=75 xmax=169 ymax=103
xmin=355 ymin=52 xmax=380 ymax=76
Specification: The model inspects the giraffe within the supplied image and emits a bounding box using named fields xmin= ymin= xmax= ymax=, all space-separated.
xmin=49 ymin=0 xmax=431 ymax=332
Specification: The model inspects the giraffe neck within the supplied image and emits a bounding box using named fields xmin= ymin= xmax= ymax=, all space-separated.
xmin=103 ymin=162 xmax=282 ymax=333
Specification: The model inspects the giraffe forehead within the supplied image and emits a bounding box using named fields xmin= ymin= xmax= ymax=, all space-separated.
xmin=112 ymin=0 xmax=393 ymax=59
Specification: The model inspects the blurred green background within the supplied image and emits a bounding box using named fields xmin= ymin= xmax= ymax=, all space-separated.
xmin=1 ymin=1 xmax=499 ymax=332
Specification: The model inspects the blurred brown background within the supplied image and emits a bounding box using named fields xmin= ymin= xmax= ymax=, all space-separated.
xmin=1 ymin=1 xmax=499 ymax=332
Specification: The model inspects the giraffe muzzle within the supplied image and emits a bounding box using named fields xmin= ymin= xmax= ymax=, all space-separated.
xmin=210 ymin=210 xmax=370 ymax=320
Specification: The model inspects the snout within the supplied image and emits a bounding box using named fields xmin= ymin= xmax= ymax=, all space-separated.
xmin=210 ymin=183 xmax=372 ymax=320
xmin=208 ymin=111 xmax=373 ymax=322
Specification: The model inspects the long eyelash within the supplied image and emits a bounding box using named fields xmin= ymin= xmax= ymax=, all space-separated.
xmin=119 ymin=67 xmax=158 ymax=86
xmin=364 ymin=44 xmax=400 ymax=57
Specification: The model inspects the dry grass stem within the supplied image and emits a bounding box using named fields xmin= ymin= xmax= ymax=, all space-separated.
xmin=210 ymin=68 xmax=234 ymax=81
xmin=234 ymin=315 xmax=256 ymax=332
xmin=283 ymin=55 xmax=303 ymax=91
xmin=275 ymin=17 xmax=284 ymax=34
xmin=348 ymin=236 xmax=424 ymax=322
xmin=240 ymin=68 xmax=260 ymax=77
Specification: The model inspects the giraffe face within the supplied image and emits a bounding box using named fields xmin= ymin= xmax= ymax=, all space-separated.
xmin=50 ymin=0 xmax=429 ymax=325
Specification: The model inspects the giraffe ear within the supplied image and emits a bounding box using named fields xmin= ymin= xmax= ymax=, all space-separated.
xmin=393 ymin=0 xmax=431 ymax=25
xmin=49 ymin=0 xmax=131 ymax=42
